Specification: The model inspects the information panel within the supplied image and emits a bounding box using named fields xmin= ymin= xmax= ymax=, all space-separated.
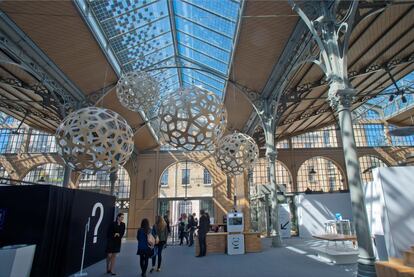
xmin=278 ymin=204 xmax=291 ymax=238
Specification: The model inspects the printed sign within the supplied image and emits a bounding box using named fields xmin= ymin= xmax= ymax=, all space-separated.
xmin=278 ymin=204 xmax=291 ymax=238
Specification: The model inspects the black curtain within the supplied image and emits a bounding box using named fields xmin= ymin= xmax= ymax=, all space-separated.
xmin=0 ymin=185 xmax=115 ymax=277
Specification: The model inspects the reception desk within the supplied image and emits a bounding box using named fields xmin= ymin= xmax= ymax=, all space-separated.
xmin=195 ymin=232 xmax=261 ymax=255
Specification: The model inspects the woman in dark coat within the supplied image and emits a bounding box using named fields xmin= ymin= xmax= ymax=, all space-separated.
xmin=106 ymin=213 xmax=126 ymax=275
xmin=137 ymin=218 xmax=154 ymax=277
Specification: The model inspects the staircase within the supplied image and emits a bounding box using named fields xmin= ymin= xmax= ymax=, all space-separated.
xmin=375 ymin=245 xmax=414 ymax=276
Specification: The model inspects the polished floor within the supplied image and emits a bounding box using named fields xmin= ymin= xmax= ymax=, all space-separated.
xmin=83 ymin=238 xmax=357 ymax=277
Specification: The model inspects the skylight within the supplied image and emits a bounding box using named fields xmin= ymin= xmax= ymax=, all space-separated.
xmin=78 ymin=0 xmax=242 ymax=98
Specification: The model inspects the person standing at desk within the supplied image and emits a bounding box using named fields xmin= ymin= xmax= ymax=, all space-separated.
xmin=106 ymin=213 xmax=125 ymax=275
xmin=197 ymin=209 xmax=210 ymax=257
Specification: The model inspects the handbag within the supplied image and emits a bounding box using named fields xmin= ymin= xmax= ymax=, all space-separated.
xmin=155 ymin=235 xmax=160 ymax=245
xmin=147 ymin=233 xmax=155 ymax=249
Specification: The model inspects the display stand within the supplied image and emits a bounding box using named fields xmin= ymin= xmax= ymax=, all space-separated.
xmin=74 ymin=217 xmax=90 ymax=277
xmin=227 ymin=212 xmax=244 ymax=255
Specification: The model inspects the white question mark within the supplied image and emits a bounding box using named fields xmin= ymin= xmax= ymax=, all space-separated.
xmin=91 ymin=202 xmax=104 ymax=244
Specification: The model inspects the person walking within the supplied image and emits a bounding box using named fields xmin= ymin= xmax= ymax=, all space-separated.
xmin=137 ymin=218 xmax=155 ymax=277
xmin=149 ymin=216 xmax=168 ymax=273
xmin=106 ymin=213 xmax=126 ymax=275
xmin=193 ymin=213 xmax=198 ymax=227
xmin=178 ymin=213 xmax=188 ymax=245
xmin=163 ymin=210 xmax=171 ymax=236
xmin=187 ymin=214 xmax=196 ymax=247
xmin=197 ymin=209 xmax=210 ymax=257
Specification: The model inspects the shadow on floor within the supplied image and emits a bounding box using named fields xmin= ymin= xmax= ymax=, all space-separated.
xmin=81 ymin=238 xmax=357 ymax=277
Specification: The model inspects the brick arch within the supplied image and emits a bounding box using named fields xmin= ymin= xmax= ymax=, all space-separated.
xmin=22 ymin=162 xmax=65 ymax=186
xmin=156 ymin=157 xmax=226 ymax=198
xmin=296 ymin=155 xmax=346 ymax=192
xmin=275 ymin=159 xmax=294 ymax=192
xmin=0 ymin=157 xmax=20 ymax=180
xmin=358 ymin=155 xmax=389 ymax=184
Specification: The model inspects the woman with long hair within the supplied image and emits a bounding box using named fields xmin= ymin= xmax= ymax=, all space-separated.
xmin=106 ymin=213 xmax=125 ymax=275
xmin=150 ymin=215 xmax=168 ymax=273
xmin=137 ymin=218 xmax=154 ymax=277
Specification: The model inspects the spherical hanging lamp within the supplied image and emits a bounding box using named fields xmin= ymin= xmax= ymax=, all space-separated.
xmin=158 ymin=86 xmax=227 ymax=151
xmin=214 ymin=132 xmax=259 ymax=176
xmin=116 ymin=71 xmax=159 ymax=113
xmin=56 ymin=107 xmax=134 ymax=174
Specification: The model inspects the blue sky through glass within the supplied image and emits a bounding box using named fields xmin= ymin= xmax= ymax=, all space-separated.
xmin=354 ymin=71 xmax=414 ymax=120
xmin=87 ymin=0 xmax=242 ymax=98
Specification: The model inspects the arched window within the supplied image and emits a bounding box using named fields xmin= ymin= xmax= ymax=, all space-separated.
xmin=0 ymin=166 xmax=10 ymax=185
xmin=78 ymin=166 xmax=130 ymax=199
xmin=297 ymin=157 xmax=344 ymax=192
xmin=23 ymin=163 xmax=64 ymax=186
xmin=250 ymin=158 xmax=293 ymax=193
xmin=359 ymin=155 xmax=387 ymax=184
xmin=159 ymin=161 xmax=213 ymax=198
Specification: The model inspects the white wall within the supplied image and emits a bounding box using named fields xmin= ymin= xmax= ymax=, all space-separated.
xmin=295 ymin=193 xmax=353 ymax=238
xmin=368 ymin=166 xmax=414 ymax=258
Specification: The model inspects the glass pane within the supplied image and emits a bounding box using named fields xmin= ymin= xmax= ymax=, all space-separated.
xmin=178 ymin=44 xmax=227 ymax=74
xmin=175 ymin=16 xmax=232 ymax=49
xmin=185 ymin=0 xmax=240 ymax=20
xmin=177 ymin=31 xmax=230 ymax=63
xmin=174 ymin=1 xmax=236 ymax=37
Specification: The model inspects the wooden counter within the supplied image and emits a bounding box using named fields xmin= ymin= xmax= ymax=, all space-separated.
xmin=195 ymin=232 xmax=227 ymax=255
xmin=244 ymin=232 xmax=262 ymax=253
xmin=194 ymin=232 xmax=262 ymax=256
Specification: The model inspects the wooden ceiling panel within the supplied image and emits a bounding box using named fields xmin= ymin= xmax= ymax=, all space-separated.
xmin=224 ymin=83 xmax=253 ymax=131
xmin=0 ymin=1 xmax=118 ymax=94
xmin=347 ymin=5 xmax=412 ymax=70
xmin=225 ymin=1 xmax=298 ymax=131
xmin=99 ymin=88 xmax=143 ymax=127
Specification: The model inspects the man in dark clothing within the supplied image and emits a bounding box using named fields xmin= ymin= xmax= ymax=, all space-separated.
xmin=197 ymin=209 xmax=210 ymax=257
xmin=164 ymin=210 xmax=171 ymax=235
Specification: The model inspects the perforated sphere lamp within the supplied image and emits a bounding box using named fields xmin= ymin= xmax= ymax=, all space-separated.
xmin=116 ymin=71 xmax=160 ymax=113
xmin=158 ymin=86 xmax=227 ymax=151
xmin=214 ymin=132 xmax=259 ymax=176
xmin=55 ymin=107 xmax=135 ymax=174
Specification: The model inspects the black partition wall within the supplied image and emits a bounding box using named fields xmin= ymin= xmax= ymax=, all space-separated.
xmin=0 ymin=185 xmax=115 ymax=277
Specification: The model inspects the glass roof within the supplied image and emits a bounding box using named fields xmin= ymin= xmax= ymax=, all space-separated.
xmin=84 ymin=0 xmax=242 ymax=98
xmin=353 ymin=71 xmax=414 ymax=121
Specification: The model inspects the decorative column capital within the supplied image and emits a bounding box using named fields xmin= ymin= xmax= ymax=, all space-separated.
xmin=266 ymin=149 xmax=278 ymax=162
xmin=328 ymin=85 xmax=356 ymax=112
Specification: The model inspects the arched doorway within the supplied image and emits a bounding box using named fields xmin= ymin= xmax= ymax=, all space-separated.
xmin=23 ymin=163 xmax=64 ymax=186
xmin=297 ymin=156 xmax=344 ymax=192
xmin=158 ymin=160 xmax=214 ymax=243
xmin=359 ymin=155 xmax=387 ymax=184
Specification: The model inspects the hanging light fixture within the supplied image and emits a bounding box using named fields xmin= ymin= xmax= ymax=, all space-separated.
xmin=56 ymin=107 xmax=134 ymax=174
xmin=116 ymin=71 xmax=159 ymax=113
xmin=309 ymin=167 xmax=317 ymax=175
xmin=158 ymin=86 xmax=227 ymax=151
xmin=214 ymin=132 xmax=259 ymax=176
xmin=401 ymin=94 xmax=407 ymax=103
